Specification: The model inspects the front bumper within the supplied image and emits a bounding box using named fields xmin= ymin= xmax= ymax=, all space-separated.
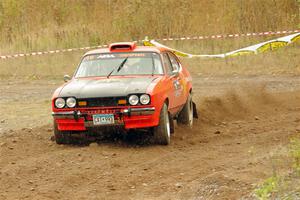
xmin=52 ymin=107 xmax=157 ymax=131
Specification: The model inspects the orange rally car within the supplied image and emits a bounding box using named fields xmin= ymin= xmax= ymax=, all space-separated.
xmin=51 ymin=42 xmax=197 ymax=145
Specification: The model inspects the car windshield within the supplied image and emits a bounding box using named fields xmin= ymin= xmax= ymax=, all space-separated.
xmin=75 ymin=52 xmax=164 ymax=78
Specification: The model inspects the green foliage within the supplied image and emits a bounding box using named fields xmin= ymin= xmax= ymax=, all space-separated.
xmin=289 ymin=138 xmax=300 ymax=174
xmin=255 ymin=176 xmax=279 ymax=200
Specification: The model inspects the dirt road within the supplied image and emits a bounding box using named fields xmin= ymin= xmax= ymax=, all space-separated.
xmin=1 ymin=75 xmax=300 ymax=199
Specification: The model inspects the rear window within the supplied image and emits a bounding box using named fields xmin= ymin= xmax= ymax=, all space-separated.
xmin=75 ymin=52 xmax=163 ymax=77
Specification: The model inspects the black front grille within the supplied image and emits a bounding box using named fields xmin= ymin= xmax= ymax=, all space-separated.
xmin=78 ymin=97 xmax=127 ymax=107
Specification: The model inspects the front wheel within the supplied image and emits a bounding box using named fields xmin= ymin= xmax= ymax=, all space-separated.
xmin=153 ymin=103 xmax=171 ymax=145
xmin=177 ymin=93 xmax=193 ymax=128
xmin=54 ymin=121 xmax=73 ymax=144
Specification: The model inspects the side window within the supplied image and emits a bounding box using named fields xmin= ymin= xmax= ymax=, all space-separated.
xmin=168 ymin=53 xmax=180 ymax=72
xmin=162 ymin=53 xmax=173 ymax=75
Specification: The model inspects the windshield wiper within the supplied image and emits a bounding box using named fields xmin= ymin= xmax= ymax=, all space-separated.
xmin=106 ymin=57 xmax=128 ymax=78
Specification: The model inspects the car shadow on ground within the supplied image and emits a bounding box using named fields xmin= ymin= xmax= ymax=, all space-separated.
xmin=94 ymin=129 xmax=155 ymax=147
xmin=53 ymin=128 xmax=156 ymax=147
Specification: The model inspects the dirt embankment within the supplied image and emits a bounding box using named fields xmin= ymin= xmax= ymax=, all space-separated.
xmin=0 ymin=76 xmax=300 ymax=200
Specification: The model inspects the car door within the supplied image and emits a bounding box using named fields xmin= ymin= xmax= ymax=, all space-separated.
xmin=161 ymin=53 xmax=176 ymax=112
xmin=167 ymin=52 xmax=186 ymax=108
xmin=161 ymin=52 xmax=184 ymax=113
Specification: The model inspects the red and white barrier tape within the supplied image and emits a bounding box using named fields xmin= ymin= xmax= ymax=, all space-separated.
xmin=155 ymin=30 xmax=300 ymax=41
xmin=0 ymin=44 xmax=109 ymax=60
xmin=0 ymin=29 xmax=299 ymax=60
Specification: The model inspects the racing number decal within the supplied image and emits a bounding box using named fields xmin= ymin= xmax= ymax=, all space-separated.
xmin=173 ymin=79 xmax=183 ymax=97
xmin=173 ymin=79 xmax=181 ymax=90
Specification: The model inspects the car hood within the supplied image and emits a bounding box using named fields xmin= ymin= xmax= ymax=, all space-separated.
xmin=59 ymin=77 xmax=158 ymax=98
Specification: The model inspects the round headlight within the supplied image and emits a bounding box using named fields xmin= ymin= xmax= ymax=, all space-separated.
xmin=140 ymin=94 xmax=150 ymax=105
xmin=129 ymin=95 xmax=139 ymax=105
xmin=66 ymin=97 xmax=76 ymax=108
xmin=55 ymin=98 xmax=65 ymax=108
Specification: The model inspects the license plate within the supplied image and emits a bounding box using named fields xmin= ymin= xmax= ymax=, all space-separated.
xmin=93 ymin=114 xmax=114 ymax=125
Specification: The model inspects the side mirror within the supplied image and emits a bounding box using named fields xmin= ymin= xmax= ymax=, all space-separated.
xmin=64 ymin=75 xmax=71 ymax=82
xmin=172 ymin=70 xmax=179 ymax=77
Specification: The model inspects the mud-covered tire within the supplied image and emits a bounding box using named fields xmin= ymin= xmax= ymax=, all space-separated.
xmin=153 ymin=103 xmax=171 ymax=145
xmin=177 ymin=93 xmax=193 ymax=127
xmin=54 ymin=122 xmax=72 ymax=144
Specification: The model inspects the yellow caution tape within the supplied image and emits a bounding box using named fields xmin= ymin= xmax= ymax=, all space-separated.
xmin=143 ymin=32 xmax=300 ymax=58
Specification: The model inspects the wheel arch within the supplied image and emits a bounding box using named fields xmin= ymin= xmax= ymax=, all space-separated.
xmin=164 ymin=97 xmax=169 ymax=107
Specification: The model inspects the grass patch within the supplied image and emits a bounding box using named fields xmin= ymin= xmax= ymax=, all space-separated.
xmin=0 ymin=0 xmax=298 ymax=53
xmin=255 ymin=176 xmax=279 ymax=200
xmin=290 ymin=138 xmax=300 ymax=175
xmin=0 ymin=1 xmax=298 ymax=79
xmin=254 ymin=137 xmax=300 ymax=200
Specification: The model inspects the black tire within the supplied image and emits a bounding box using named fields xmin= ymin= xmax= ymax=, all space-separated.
xmin=177 ymin=93 xmax=193 ymax=127
xmin=54 ymin=121 xmax=72 ymax=144
xmin=169 ymin=114 xmax=175 ymax=134
xmin=153 ymin=103 xmax=171 ymax=145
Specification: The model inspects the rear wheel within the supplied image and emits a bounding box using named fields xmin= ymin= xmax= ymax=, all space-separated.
xmin=177 ymin=93 xmax=193 ymax=128
xmin=153 ymin=103 xmax=171 ymax=145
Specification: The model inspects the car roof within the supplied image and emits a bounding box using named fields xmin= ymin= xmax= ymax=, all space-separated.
xmin=83 ymin=43 xmax=168 ymax=56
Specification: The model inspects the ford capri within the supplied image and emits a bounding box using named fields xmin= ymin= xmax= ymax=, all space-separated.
xmin=51 ymin=42 xmax=196 ymax=145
